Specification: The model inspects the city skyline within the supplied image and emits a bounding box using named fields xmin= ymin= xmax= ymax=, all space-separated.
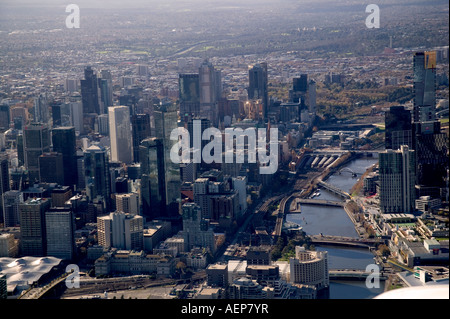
xmin=0 ymin=0 xmax=448 ymax=304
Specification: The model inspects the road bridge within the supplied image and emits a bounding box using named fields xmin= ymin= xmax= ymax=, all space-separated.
xmin=310 ymin=235 xmax=383 ymax=249
xmin=329 ymin=269 xmax=388 ymax=280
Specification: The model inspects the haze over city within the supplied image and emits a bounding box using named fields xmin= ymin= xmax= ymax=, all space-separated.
xmin=0 ymin=0 xmax=448 ymax=306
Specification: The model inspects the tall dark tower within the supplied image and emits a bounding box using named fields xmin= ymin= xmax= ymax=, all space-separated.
xmin=81 ymin=66 xmax=100 ymax=115
xmin=84 ymin=145 xmax=111 ymax=210
xmin=0 ymin=104 xmax=10 ymax=131
xmin=154 ymin=103 xmax=181 ymax=219
xmin=179 ymin=73 xmax=201 ymax=123
xmin=0 ymin=153 xmax=10 ymax=223
xmin=131 ymin=114 xmax=151 ymax=163
xmin=385 ymin=106 xmax=412 ymax=150
xmin=248 ymin=62 xmax=269 ymax=122
xmin=139 ymin=137 xmax=166 ymax=221
xmin=23 ymin=123 xmax=51 ymax=183
xmin=52 ymin=126 xmax=77 ymax=188
xmin=413 ymin=51 xmax=437 ymax=123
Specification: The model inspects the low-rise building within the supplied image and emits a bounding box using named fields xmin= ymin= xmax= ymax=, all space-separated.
xmin=94 ymin=250 xmax=176 ymax=277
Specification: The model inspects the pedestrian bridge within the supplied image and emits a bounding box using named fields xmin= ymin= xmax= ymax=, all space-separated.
xmin=294 ymin=198 xmax=345 ymax=207
xmin=317 ymin=180 xmax=351 ymax=199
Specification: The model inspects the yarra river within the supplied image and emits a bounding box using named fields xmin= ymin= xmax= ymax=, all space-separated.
xmin=286 ymin=156 xmax=385 ymax=299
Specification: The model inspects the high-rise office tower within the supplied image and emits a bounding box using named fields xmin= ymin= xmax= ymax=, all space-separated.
xmin=199 ymin=60 xmax=220 ymax=125
xmin=413 ymin=51 xmax=437 ymax=123
xmin=154 ymin=103 xmax=181 ymax=218
xmin=81 ymin=66 xmax=100 ymax=115
xmin=38 ymin=152 xmax=64 ymax=185
xmin=51 ymin=101 xmax=63 ymax=127
xmin=34 ymin=94 xmax=49 ymax=125
xmin=52 ymin=126 xmax=78 ymax=188
xmin=98 ymin=114 xmax=109 ymax=136
xmin=23 ymin=123 xmax=51 ymax=183
xmin=131 ymin=114 xmax=151 ymax=163
xmin=109 ymin=106 xmax=133 ymax=164
xmin=81 ymin=66 xmax=100 ymax=134
xmin=84 ymin=145 xmax=110 ymax=206
xmin=0 ymin=104 xmax=10 ymax=131
xmin=139 ymin=137 xmax=166 ymax=220
xmin=45 ymin=207 xmax=76 ymax=260
xmin=97 ymin=212 xmax=144 ymax=251
xmin=65 ymin=78 xmax=79 ymax=93
xmin=187 ymin=117 xmax=211 ymax=158
xmin=248 ymin=62 xmax=269 ymax=122
xmin=99 ymin=70 xmax=113 ymax=113
xmin=2 ymin=190 xmax=22 ymax=227
xmin=19 ymin=198 xmax=51 ymax=256
xmin=0 ymin=154 xmax=9 ymax=223
xmin=290 ymin=74 xmax=317 ymax=118
xmin=413 ymin=121 xmax=448 ymax=191
xmin=69 ymin=101 xmax=84 ymax=134
xmin=379 ymin=145 xmax=416 ymax=214
xmin=179 ymin=73 xmax=201 ymax=123
xmin=385 ymin=106 xmax=413 ymax=150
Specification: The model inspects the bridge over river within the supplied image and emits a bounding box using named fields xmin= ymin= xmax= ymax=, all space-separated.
xmin=310 ymin=235 xmax=383 ymax=249
xmin=329 ymin=269 xmax=388 ymax=281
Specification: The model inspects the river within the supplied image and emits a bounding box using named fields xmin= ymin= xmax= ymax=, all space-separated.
xmin=287 ymin=156 xmax=384 ymax=299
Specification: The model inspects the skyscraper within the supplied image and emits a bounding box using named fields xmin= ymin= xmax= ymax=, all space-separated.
xmin=131 ymin=114 xmax=151 ymax=163
xmin=38 ymin=152 xmax=64 ymax=185
xmin=199 ymin=60 xmax=220 ymax=125
xmin=248 ymin=62 xmax=269 ymax=122
xmin=52 ymin=126 xmax=78 ymax=188
xmin=84 ymin=145 xmax=110 ymax=206
xmin=0 ymin=104 xmax=10 ymax=131
xmin=99 ymin=70 xmax=113 ymax=113
xmin=413 ymin=51 xmax=437 ymax=123
xmin=385 ymin=106 xmax=412 ymax=150
xmin=109 ymin=106 xmax=133 ymax=164
xmin=23 ymin=123 xmax=51 ymax=183
xmin=19 ymin=198 xmax=51 ymax=256
xmin=34 ymin=94 xmax=49 ymax=125
xmin=140 ymin=137 xmax=166 ymax=220
xmin=413 ymin=121 xmax=448 ymax=191
xmin=2 ymin=190 xmax=22 ymax=227
xmin=289 ymin=74 xmax=317 ymax=119
xmin=0 ymin=154 xmax=9 ymax=223
xmin=81 ymin=66 xmax=100 ymax=115
xmin=45 ymin=207 xmax=76 ymax=260
xmin=179 ymin=73 xmax=201 ymax=122
xmin=379 ymin=145 xmax=416 ymax=214
xmin=154 ymin=103 xmax=181 ymax=218
xmin=81 ymin=66 xmax=100 ymax=134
